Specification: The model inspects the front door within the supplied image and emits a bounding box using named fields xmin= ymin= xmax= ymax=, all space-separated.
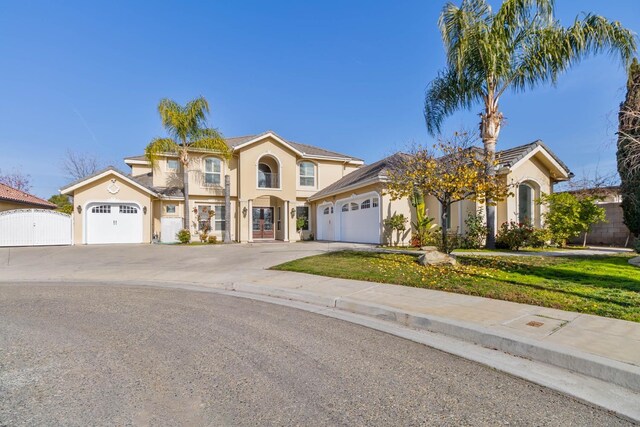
xmin=252 ymin=207 xmax=274 ymax=239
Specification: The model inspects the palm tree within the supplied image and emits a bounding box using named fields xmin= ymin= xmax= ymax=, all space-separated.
xmin=145 ymin=96 xmax=230 ymax=230
xmin=424 ymin=0 xmax=636 ymax=248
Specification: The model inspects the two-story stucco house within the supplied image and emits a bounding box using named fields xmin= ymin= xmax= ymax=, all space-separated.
xmin=60 ymin=131 xmax=363 ymax=244
xmin=60 ymin=132 xmax=572 ymax=246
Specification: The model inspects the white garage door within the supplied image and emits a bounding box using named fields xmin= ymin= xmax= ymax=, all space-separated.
xmin=86 ymin=202 xmax=143 ymax=244
xmin=0 ymin=209 xmax=72 ymax=247
xmin=338 ymin=196 xmax=380 ymax=244
xmin=316 ymin=204 xmax=334 ymax=241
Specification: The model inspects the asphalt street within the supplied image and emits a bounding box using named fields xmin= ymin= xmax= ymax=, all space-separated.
xmin=0 ymin=283 xmax=631 ymax=426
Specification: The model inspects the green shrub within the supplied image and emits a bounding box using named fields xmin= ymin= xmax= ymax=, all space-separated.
xmin=207 ymin=235 xmax=217 ymax=244
xmin=528 ymin=228 xmax=551 ymax=248
xmin=435 ymin=229 xmax=461 ymax=254
xmin=495 ymin=221 xmax=534 ymax=251
xmin=176 ymin=229 xmax=191 ymax=244
xmin=384 ymin=213 xmax=408 ymax=246
xmin=460 ymin=211 xmax=487 ymax=249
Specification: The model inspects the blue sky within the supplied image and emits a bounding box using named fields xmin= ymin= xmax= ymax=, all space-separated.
xmin=0 ymin=0 xmax=638 ymax=198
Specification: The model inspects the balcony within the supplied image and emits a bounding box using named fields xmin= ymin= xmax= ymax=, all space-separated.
xmin=258 ymin=171 xmax=279 ymax=189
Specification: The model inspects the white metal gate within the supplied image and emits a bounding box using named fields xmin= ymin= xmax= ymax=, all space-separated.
xmin=0 ymin=209 xmax=72 ymax=247
xmin=160 ymin=217 xmax=183 ymax=243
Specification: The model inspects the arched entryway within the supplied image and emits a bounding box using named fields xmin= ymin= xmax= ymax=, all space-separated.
xmin=251 ymin=195 xmax=287 ymax=241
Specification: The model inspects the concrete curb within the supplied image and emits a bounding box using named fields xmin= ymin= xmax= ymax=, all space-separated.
xmin=230 ymin=281 xmax=640 ymax=394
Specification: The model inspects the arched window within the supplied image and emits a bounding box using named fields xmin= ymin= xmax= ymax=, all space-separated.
xmin=204 ymin=158 xmax=221 ymax=185
xmin=257 ymin=155 xmax=279 ymax=188
xmin=299 ymin=161 xmax=315 ymax=187
xmin=258 ymin=163 xmax=271 ymax=188
xmin=323 ymin=207 xmax=330 ymax=215
xmin=518 ymin=183 xmax=533 ymax=224
xmin=350 ymin=202 xmax=359 ymax=211
xmin=341 ymin=204 xmax=349 ymax=212
xmin=361 ymin=199 xmax=371 ymax=209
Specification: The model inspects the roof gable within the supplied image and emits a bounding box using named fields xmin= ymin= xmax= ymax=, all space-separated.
xmin=60 ymin=167 xmax=159 ymax=196
xmin=228 ymin=131 xmax=363 ymax=163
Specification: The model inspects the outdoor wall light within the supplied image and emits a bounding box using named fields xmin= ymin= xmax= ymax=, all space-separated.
xmin=242 ymin=207 xmax=248 ymax=217
xmin=143 ymin=206 xmax=147 ymax=215
xmin=290 ymin=208 xmax=296 ymax=218
xmin=76 ymin=205 xmax=82 ymax=214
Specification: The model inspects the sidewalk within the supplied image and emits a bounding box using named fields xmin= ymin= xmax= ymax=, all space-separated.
xmin=231 ymin=267 xmax=640 ymax=393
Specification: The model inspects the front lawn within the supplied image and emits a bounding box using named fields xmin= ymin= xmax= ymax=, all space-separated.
xmin=272 ymin=251 xmax=640 ymax=322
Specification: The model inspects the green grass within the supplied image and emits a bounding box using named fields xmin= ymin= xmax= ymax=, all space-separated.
xmin=272 ymin=251 xmax=640 ymax=322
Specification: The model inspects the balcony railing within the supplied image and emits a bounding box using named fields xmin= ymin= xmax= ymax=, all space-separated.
xmin=258 ymin=172 xmax=279 ymax=188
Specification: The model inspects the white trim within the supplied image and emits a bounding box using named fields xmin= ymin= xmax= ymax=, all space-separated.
xmin=83 ymin=200 xmax=144 ymax=245
xmin=124 ymin=159 xmax=151 ymax=166
xmin=61 ymin=169 xmax=158 ymax=197
xmin=231 ymin=131 xmax=362 ymax=164
xmin=202 ymin=156 xmax=224 ymax=188
xmin=509 ymin=145 xmax=569 ymax=179
xmin=308 ymin=176 xmax=383 ymax=201
xmin=297 ymin=160 xmax=317 ymax=190
xmin=233 ymin=132 xmax=304 ymax=156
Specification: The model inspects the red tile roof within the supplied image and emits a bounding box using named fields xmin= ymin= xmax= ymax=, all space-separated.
xmin=0 ymin=183 xmax=57 ymax=209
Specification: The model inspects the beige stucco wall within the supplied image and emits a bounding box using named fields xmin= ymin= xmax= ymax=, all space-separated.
xmin=0 ymin=201 xmax=55 ymax=212
xmin=130 ymin=164 xmax=152 ymax=177
xmin=69 ymin=174 xmax=153 ymax=244
xmin=507 ymin=155 xmax=553 ymax=228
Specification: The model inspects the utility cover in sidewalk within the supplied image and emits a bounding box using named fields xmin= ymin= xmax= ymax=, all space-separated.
xmin=502 ymin=315 xmax=568 ymax=339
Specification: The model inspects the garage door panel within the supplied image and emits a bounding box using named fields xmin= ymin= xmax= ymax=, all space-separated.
xmin=338 ymin=196 xmax=380 ymax=244
xmin=86 ymin=202 xmax=143 ymax=244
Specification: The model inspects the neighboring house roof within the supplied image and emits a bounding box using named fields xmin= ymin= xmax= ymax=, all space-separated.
xmin=309 ymin=153 xmax=410 ymax=201
xmin=309 ymin=141 xmax=572 ymax=201
xmin=124 ymin=131 xmax=363 ymax=166
xmin=0 ymin=183 xmax=57 ymax=209
xmin=60 ymin=166 xmax=160 ymax=197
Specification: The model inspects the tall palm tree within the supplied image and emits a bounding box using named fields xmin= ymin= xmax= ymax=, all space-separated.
xmin=145 ymin=96 xmax=230 ymax=229
xmin=425 ymin=0 xmax=636 ymax=248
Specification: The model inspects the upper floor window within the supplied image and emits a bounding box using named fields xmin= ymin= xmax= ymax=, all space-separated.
xmin=204 ymin=158 xmax=221 ymax=186
xmin=299 ymin=162 xmax=315 ymax=187
xmin=167 ymin=159 xmax=179 ymax=172
xmin=258 ymin=163 xmax=279 ymax=188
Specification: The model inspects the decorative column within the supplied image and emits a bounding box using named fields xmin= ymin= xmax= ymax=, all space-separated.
xmin=248 ymin=199 xmax=253 ymax=243
xmin=224 ymin=175 xmax=231 ymax=243
xmin=283 ymin=200 xmax=290 ymax=242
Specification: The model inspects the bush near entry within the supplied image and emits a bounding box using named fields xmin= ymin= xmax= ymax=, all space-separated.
xmin=176 ymin=229 xmax=191 ymax=244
